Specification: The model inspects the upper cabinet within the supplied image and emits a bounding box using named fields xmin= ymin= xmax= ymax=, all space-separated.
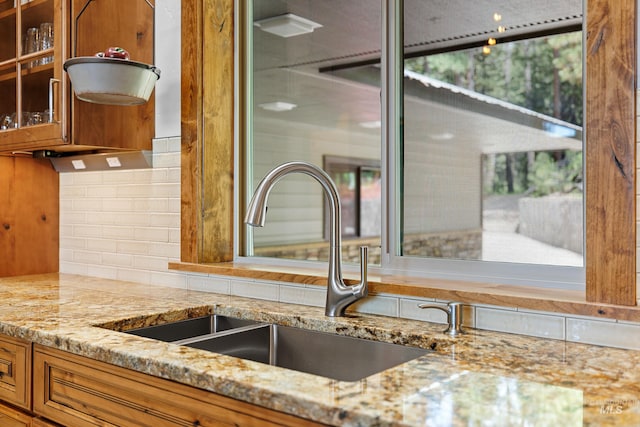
xmin=0 ymin=0 xmax=67 ymax=153
xmin=0 ymin=0 xmax=155 ymax=155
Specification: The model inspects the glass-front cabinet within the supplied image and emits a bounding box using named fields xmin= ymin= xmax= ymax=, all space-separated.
xmin=0 ymin=0 xmax=67 ymax=152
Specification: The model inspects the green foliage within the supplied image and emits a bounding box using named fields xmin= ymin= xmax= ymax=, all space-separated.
xmin=406 ymin=31 xmax=584 ymax=198
xmin=405 ymin=31 xmax=583 ymax=125
xmin=484 ymin=151 xmax=582 ymax=197
xmin=529 ymin=151 xmax=582 ymax=196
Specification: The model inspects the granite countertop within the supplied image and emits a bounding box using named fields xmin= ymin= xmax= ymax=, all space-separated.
xmin=1 ymin=273 xmax=639 ymax=426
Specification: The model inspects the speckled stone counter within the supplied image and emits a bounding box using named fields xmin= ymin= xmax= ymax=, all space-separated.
xmin=0 ymin=273 xmax=638 ymax=426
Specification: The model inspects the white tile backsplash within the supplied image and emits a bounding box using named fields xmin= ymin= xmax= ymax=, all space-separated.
xmin=567 ymin=318 xmax=640 ymax=350
xmin=188 ymin=275 xmax=231 ymax=294
xmin=116 ymin=269 xmax=152 ymax=284
xmin=149 ymin=271 xmax=187 ymax=289
xmin=476 ymin=307 xmax=565 ymax=340
xmin=279 ymin=284 xmax=326 ymax=308
xmin=101 ymin=253 xmax=134 ymax=268
xmin=230 ymin=280 xmax=279 ymax=301
xmin=86 ymin=239 xmax=117 ymax=252
xmin=350 ymin=295 xmax=399 ymax=317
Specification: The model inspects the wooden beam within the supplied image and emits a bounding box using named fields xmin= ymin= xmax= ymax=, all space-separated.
xmin=201 ymin=0 xmax=235 ymax=263
xmin=585 ymin=0 xmax=637 ymax=305
xmin=180 ymin=0 xmax=201 ymax=263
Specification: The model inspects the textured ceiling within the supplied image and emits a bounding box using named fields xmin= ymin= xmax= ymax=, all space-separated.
xmin=253 ymin=0 xmax=582 ymax=69
xmin=251 ymin=0 xmax=583 ymax=153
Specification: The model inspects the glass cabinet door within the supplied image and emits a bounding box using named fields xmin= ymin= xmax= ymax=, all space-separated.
xmin=0 ymin=0 xmax=65 ymax=151
xmin=0 ymin=2 xmax=17 ymax=131
xmin=20 ymin=0 xmax=56 ymax=128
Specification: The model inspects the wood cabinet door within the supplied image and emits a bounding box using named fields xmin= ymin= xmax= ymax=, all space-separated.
xmin=32 ymin=418 xmax=62 ymax=427
xmin=0 ymin=334 xmax=32 ymax=411
xmin=0 ymin=156 xmax=58 ymax=277
xmin=70 ymin=0 xmax=154 ymax=152
xmin=33 ymin=345 xmax=327 ymax=427
xmin=0 ymin=0 xmax=70 ymax=153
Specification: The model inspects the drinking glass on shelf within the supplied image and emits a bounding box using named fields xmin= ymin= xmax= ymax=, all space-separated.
xmin=21 ymin=112 xmax=31 ymax=127
xmin=1 ymin=113 xmax=17 ymax=129
xmin=39 ymin=22 xmax=54 ymax=65
xmin=1 ymin=114 xmax=12 ymax=130
xmin=29 ymin=112 xmax=43 ymax=126
xmin=24 ymin=27 xmax=39 ymax=68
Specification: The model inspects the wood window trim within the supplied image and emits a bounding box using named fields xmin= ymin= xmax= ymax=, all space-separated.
xmin=177 ymin=0 xmax=637 ymax=318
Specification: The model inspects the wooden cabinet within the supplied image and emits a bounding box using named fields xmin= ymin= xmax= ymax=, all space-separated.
xmin=68 ymin=0 xmax=155 ymax=153
xmin=31 ymin=418 xmax=61 ymax=427
xmin=0 ymin=401 xmax=32 ymax=427
xmin=0 ymin=0 xmax=68 ymax=153
xmin=0 ymin=334 xmax=31 ymax=411
xmin=0 ymin=155 xmax=58 ymax=277
xmin=0 ymin=334 xmax=59 ymax=427
xmin=33 ymin=345 xmax=327 ymax=427
xmin=0 ymin=0 xmax=154 ymax=154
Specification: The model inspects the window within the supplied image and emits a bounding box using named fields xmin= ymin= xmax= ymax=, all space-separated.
xmin=246 ymin=0 xmax=382 ymax=265
xmin=401 ymin=34 xmax=583 ymax=267
xmin=244 ymin=0 xmax=585 ymax=288
xmin=179 ymin=0 xmax=637 ymax=307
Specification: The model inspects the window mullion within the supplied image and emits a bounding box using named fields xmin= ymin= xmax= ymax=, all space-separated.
xmin=381 ymin=0 xmax=403 ymax=267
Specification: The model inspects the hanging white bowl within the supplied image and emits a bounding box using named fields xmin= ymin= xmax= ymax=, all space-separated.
xmin=64 ymin=57 xmax=161 ymax=106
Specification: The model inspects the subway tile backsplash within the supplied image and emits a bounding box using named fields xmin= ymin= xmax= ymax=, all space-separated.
xmin=58 ymin=136 xmax=640 ymax=351
xmin=476 ymin=307 xmax=565 ymax=340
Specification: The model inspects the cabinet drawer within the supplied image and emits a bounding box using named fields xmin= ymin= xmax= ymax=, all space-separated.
xmin=32 ymin=417 xmax=62 ymax=427
xmin=0 ymin=401 xmax=32 ymax=427
xmin=0 ymin=334 xmax=31 ymax=410
xmin=34 ymin=345 xmax=326 ymax=427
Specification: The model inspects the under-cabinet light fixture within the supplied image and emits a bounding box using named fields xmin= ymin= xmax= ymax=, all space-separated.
xmin=48 ymin=151 xmax=152 ymax=173
xmin=254 ymin=13 xmax=322 ymax=38
xmin=258 ymin=101 xmax=297 ymax=112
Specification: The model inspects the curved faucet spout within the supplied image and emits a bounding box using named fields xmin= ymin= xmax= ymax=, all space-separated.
xmin=245 ymin=161 xmax=368 ymax=317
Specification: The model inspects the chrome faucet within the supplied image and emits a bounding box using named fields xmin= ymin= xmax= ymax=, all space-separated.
xmin=245 ymin=161 xmax=368 ymax=317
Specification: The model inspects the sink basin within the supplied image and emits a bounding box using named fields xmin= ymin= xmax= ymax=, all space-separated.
xmin=123 ymin=316 xmax=428 ymax=382
xmin=125 ymin=315 xmax=260 ymax=341
xmin=184 ymin=324 xmax=428 ymax=381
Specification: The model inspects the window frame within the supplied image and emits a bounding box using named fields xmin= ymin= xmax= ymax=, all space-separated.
xmin=178 ymin=0 xmax=637 ymax=312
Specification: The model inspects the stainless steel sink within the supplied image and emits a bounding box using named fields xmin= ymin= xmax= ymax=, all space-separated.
xmin=183 ymin=324 xmax=428 ymax=381
xmin=125 ymin=315 xmax=260 ymax=341
xmin=124 ymin=316 xmax=428 ymax=382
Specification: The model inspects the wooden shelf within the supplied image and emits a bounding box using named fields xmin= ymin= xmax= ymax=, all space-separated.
xmin=0 ymin=9 xmax=15 ymax=20
xmin=20 ymin=60 xmax=52 ymax=76
xmin=0 ymin=1 xmax=15 ymax=18
xmin=0 ymin=70 xmax=16 ymax=83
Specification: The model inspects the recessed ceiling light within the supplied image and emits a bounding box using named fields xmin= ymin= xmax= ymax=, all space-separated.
xmin=429 ymin=132 xmax=455 ymax=141
xmin=359 ymin=120 xmax=381 ymax=129
xmin=258 ymin=101 xmax=297 ymax=112
xmin=254 ymin=13 xmax=322 ymax=38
